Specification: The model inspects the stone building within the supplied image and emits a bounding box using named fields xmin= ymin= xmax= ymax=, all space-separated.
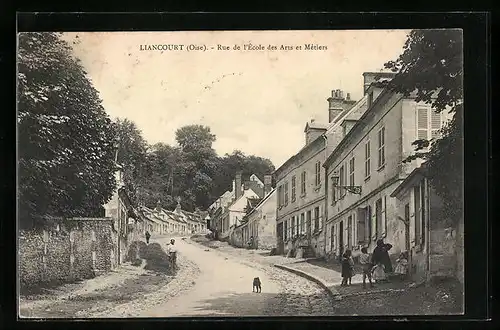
xmin=323 ymin=72 xmax=452 ymax=262
xmin=235 ymin=175 xmax=275 ymax=249
xmin=274 ymin=89 xmax=357 ymax=257
xmin=390 ymin=164 xmax=464 ymax=284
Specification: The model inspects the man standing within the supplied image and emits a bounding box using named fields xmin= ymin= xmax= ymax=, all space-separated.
xmin=167 ymin=239 xmax=177 ymax=270
xmin=145 ymin=231 xmax=151 ymax=245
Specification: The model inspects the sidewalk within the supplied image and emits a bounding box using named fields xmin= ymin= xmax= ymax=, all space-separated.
xmin=275 ymin=259 xmax=464 ymax=315
xmin=278 ymin=260 xmax=410 ymax=298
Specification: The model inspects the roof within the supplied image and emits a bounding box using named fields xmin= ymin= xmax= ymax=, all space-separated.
xmin=323 ymin=87 xmax=396 ymax=169
xmin=244 ymin=188 xmax=276 ymax=218
xmin=304 ymin=120 xmax=327 ymax=132
xmin=274 ymin=134 xmax=326 ymax=178
xmin=390 ymin=164 xmax=429 ymax=198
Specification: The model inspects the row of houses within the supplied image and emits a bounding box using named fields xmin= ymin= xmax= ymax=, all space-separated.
xmin=207 ymin=71 xmax=463 ymax=284
xmin=137 ymin=201 xmax=208 ymax=236
xmin=273 ymin=71 xmax=463 ymax=283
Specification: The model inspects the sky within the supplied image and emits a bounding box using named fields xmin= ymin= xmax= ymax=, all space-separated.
xmin=64 ymin=30 xmax=409 ymax=168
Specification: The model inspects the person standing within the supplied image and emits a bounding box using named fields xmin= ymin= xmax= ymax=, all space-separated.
xmin=145 ymin=231 xmax=151 ymax=245
xmin=341 ymin=249 xmax=354 ymax=286
xmin=359 ymin=247 xmax=373 ymax=288
xmin=371 ymin=239 xmax=393 ymax=274
xmin=167 ymin=239 xmax=177 ymax=270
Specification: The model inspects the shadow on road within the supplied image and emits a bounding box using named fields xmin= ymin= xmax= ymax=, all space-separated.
xmin=191 ymin=292 xmax=317 ymax=317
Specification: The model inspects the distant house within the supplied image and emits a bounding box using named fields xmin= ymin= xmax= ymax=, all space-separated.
xmin=241 ymin=177 xmax=276 ymax=250
xmin=390 ymin=164 xmax=464 ymax=284
xmin=209 ymin=172 xmax=264 ymax=239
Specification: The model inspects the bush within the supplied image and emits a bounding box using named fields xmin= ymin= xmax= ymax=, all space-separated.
xmin=125 ymin=240 xmax=148 ymax=264
xmin=143 ymin=243 xmax=174 ymax=275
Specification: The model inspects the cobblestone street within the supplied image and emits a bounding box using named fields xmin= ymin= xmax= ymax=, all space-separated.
xmin=20 ymin=235 xmax=335 ymax=318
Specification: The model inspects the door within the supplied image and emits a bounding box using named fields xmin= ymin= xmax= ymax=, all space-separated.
xmin=277 ymin=222 xmax=284 ymax=254
xmin=404 ymin=203 xmax=410 ymax=251
xmin=339 ymin=221 xmax=344 ymax=260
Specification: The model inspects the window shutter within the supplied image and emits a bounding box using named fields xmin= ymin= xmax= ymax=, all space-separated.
xmin=371 ymin=201 xmax=377 ymax=241
xmin=417 ymin=108 xmax=429 ymax=140
xmin=410 ymin=191 xmax=416 ymax=246
xmin=352 ymin=213 xmax=356 ymax=249
xmin=345 ymin=223 xmax=349 ymax=250
xmin=382 ymin=196 xmax=387 ymax=236
xmin=357 ymin=210 xmax=365 ymax=244
xmin=431 ymin=110 xmax=441 ymax=139
xmin=333 ymin=224 xmax=337 ymax=253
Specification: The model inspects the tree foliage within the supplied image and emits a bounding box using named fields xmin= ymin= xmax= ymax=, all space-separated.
xmin=18 ymin=32 xmax=117 ymax=228
xmin=382 ymin=29 xmax=463 ymax=223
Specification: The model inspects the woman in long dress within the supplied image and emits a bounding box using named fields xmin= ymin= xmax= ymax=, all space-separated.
xmin=371 ymin=239 xmax=393 ymax=274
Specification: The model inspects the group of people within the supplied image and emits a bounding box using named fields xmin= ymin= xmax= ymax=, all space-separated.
xmin=340 ymin=239 xmax=409 ymax=288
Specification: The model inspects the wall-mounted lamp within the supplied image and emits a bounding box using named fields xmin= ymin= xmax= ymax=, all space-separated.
xmin=331 ymin=171 xmax=362 ymax=195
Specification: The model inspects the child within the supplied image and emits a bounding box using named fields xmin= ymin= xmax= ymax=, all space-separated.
xmin=359 ymin=247 xmax=373 ymax=288
xmin=394 ymin=251 xmax=409 ymax=281
xmin=341 ymin=249 xmax=354 ymax=286
xmin=371 ymin=262 xmax=386 ymax=283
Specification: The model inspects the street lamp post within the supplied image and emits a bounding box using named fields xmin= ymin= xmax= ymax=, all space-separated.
xmin=331 ymin=172 xmax=362 ymax=195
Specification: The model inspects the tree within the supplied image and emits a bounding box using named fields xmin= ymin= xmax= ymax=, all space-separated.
xmin=211 ymin=150 xmax=276 ymax=201
xmin=382 ymin=29 xmax=463 ymax=224
xmin=18 ymin=32 xmax=117 ymax=228
xmin=113 ymin=118 xmax=148 ymax=204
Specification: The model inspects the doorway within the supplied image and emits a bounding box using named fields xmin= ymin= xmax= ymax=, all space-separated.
xmin=339 ymin=221 xmax=344 ymax=260
xmin=277 ymin=222 xmax=284 ymax=254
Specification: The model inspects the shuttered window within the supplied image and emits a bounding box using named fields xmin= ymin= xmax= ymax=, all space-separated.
xmin=418 ymin=107 xmax=442 ymax=140
xmin=291 ymin=176 xmax=296 ymax=202
xmin=284 ymin=182 xmax=289 ymax=205
xmin=300 ymin=213 xmax=305 ymax=234
xmin=339 ymin=165 xmax=345 ymax=198
xmin=300 ymin=171 xmax=306 ymax=195
xmin=364 ymin=140 xmax=371 ymax=179
xmin=371 ymin=202 xmax=377 ymax=241
xmin=377 ymin=127 xmax=385 ymax=168
xmin=347 ymin=215 xmax=353 ymax=249
xmin=417 ymin=107 xmax=429 ymax=140
xmin=306 ymin=210 xmax=312 ymax=235
xmin=349 ymin=157 xmax=355 ymax=186
xmin=291 ymin=216 xmax=295 ymax=238
xmin=315 ymin=161 xmax=321 ymax=186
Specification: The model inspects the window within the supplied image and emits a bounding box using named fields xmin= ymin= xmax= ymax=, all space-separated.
xmin=349 ymin=157 xmax=355 ymax=186
xmin=330 ymin=224 xmax=335 ymax=251
xmin=331 ymin=179 xmax=337 ymax=205
xmin=284 ymin=182 xmax=289 ymax=205
xmin=306 ymin=210 xmax=312 ymax=235
xmin=339 ymin=165 xmax=346 ymax=198
xmin=284 ymin=220 xmax=288 ymax=241
xmin=300 ymin=213 xmax=305 ymax=234
xmin=278 ymin=185 xmax=283 ymax=207
xmin=414 ymin=185 xmax=421 ymax=245
xmin=364 ymin=140 xmax=371 ymax=179
xmin=291 ymin=216 xmax=295 ymax=238
xmin=347 ymin=215 xmax=352 ymax=249
xmin=417 ymin=107 xmax=442 ymax=141
xmin=315 ymin=161 xmax=321 ymax=186
xmin=314 ymin=206 xmax=320 ymax=232
xmin=291 ymin=176 xmax=296 ymax=202
xmin=300 ymin=171 xmax=306 ymax=195
xmin=377 ymin=126 xmax=385 ymax=168
xmin=299 ymin=213 xmax=304 ymax=235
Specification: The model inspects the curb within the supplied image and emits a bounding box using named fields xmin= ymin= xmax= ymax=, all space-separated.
xmin=274 ymin=264 xmax=341 ymax=300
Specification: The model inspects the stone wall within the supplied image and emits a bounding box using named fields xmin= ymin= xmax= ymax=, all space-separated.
xmin=19 ymin=218 xmax=116 ymax=288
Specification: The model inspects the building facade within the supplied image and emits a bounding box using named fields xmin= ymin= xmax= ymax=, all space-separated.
xmin=274 ymin=89 xmax=357 ymax=257
xmin=391 ymin=165 xmax=464 ymax=284
xmin=323 ymin=72 xmax=451 ymax=263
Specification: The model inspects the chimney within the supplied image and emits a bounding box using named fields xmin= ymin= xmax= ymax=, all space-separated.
xmin=155 ymin=200 xmax=162 ymax=212
xmin=264 ymin=175 xmax=272 ymax=196
xmin=174 ymin=201 xmax=181 ymax=214
xmin=235 ymin=172 xmax=242 ymax=200
xmin=346 ymin=93 xmax=351 ymax=101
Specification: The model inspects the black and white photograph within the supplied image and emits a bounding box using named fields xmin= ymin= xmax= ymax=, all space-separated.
xmin=17 ymin=28 xmax=465 ymax=318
